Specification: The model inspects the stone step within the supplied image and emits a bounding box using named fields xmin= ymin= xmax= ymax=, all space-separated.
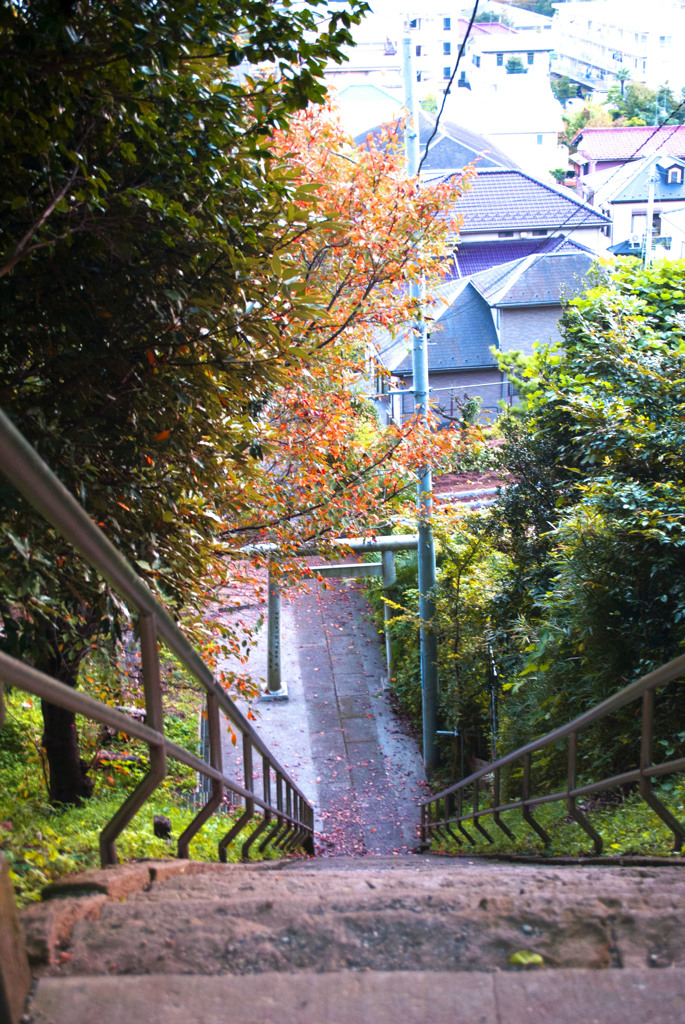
xmin=30 ymin=858 xmax=685 ymax=977
xmin=29 ymin=968 xmax=685 ymax=1024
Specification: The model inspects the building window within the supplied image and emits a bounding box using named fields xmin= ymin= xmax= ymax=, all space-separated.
xmin=443 ymin=16 xmax=451 ymax=31
xmin=496 ymin=52 xmax=503 ymax=66
xmin=409 ymin=18 xmax=420 ymax=29
xmin=668 ymin=167 xmax=683 ymax=184
xmin=443 ymin=41 xmax=451 ymax=56
xmin=473 ymin=55 xmax=480 ymax=68
xmin=498 ymin=231 xmax=515 ymax=238
xmin=443 ymin=65 xmax=451 ymax=79
xmin=537 ymin=134 xmax=543 ymax=145
xmin=532 ymin=229 xmax=547 ymax=236
xmin=416 ymin=44 xmax=421 ymax=57
xmin=527 ymin=52 xmax=534 ymax=65
xmin=416 ymin=70 xmax=422 ymax=82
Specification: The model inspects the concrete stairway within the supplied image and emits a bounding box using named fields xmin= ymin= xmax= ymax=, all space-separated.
xmin=21 ymin=855 xmax=685 ymax=1023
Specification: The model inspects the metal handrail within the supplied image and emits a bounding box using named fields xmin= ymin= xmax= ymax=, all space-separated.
xmin=421 ymin=654 xmax=685 ymax=855
xmin=0 ymin=409 xmax=314 ymax=864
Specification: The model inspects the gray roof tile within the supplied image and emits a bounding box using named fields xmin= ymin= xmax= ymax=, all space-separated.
xmin=444 ymin=169 xmax=610 ymax=233
xmin=472 ymin=251 xmax=594 ymax=307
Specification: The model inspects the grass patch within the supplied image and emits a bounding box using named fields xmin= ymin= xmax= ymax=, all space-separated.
xmin=0 ymin=668 xmax=284 ymax=906
xmin=429 ymin=780 xmax=685 ymax=859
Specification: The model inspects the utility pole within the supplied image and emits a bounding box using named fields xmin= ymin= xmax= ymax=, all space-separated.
xmin=402 ymin=36 xmax=439 ymax=772
xmin=644 ymin=160 xmax=658 ymax=268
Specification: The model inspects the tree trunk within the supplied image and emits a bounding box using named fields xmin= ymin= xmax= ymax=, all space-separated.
xmin=41 ymin=695 xmax=93 ymax=804
xmin=39 ymin=623 xmax=94 ymax=805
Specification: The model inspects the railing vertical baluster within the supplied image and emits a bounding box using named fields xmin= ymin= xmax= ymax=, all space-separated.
xmin=639 ymin=691 xmax=684 ymax=850
xmin=259 ymin=761 xmax=283 ymax=853
xmin=177 ymin=691 xmax=224 ymax=858
xmin=99 ymin=614 xmax=167 ymax=865
xmin=219 ymin=735 xmax=255 ymax=862
xmin=456 ymin=786 xmax=475 ymax=845
xmin=567 ymin=730 xmax=602 ymax=854
xmin=472 ymin=774 xmax=493 ymax=843
xmin=493 ymin=766 xmax=514 ymax=840
xmin=242 ymin=754 xmax=272 ymax=860
xmin=521 ymin=751 xmax=549 ymax=847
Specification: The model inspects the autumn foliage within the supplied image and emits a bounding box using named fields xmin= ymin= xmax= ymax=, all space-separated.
xmin=219 ymin=102 xmax=476 ymax=560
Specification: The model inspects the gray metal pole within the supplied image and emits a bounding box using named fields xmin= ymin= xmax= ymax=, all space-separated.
xmin=382 ymin=550 xmax=397 ymax=676
xmin=263 ymin=562 xmax=288 ymax=701
xmin=403 ymin=37 xmax=439 ymax=772
xmin=644 ymin=162 xmax=658 ymax=268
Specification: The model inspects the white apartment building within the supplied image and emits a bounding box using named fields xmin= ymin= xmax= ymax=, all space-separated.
xmin=443 ymin=34 xmax=566 ymax=179
xmin=324 ymin=3 xmax=508 ymax=96
xmin=552 ymin=0 xmax=685 ymax=94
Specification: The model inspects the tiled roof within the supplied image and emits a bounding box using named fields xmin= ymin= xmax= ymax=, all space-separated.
xmin=573 ymin=125 xmax=685 ymax=163
xmin=443 ymin=169 xmax=609 ymax=233
xmin=393 ymin=282 xmax=499 ymax=374
xmin=355 ymin=113 xmax=518 ymax=172
xmin=613 ymin=156 xmax=685 ymax=204
xmin=472 ymin=251 xmax=594 ymax=307
xmin=453 ymin=235 xmax=590 ymax=277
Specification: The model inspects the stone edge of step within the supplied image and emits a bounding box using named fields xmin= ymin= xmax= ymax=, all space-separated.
xmin=28 ymin=968 xmax=685 ymax=1024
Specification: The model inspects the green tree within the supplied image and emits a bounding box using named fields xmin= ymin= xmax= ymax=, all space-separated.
xmin=615 ymin=67 xmax=630 ymax=98
xmin=475 ymin=9 xmax=513 ymax=25
xmin=490 ymin=261 xmax=685 ymax=774
xmin=551 ymin=76 xmax=578 ymax=109
xmin=0 ymin=0 xmax=369 ymax=803
xmin=561 ymin=100 xmax=612 ymax=147
xmin=608 ymin=81 xmax=685 ymax=125
xmin=505 ymin=56 xmax=527 ymax=75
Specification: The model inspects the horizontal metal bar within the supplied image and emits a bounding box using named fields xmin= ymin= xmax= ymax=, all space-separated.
xmin=314 ymin=563 xmax=382 ymax=579
xmin=426 ymin=755 xmax=685 ymax=833
xmin=424 ymin=653 xmax=685 ymax=807
xmin=0 ymin=652 xmax=164 ymax=749
xmin=0 ymin=651 xmax=309 ymax=830
xmin=0 ymin=409 xmax=311 ymax=811
xmin=245 ymin=534 xmax=419 ymax=558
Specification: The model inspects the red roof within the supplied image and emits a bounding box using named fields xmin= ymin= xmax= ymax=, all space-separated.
xmin=574 ymin=125 xmax=685 ymax=163
xmin=457 ymin=18 xmax=516 ymax=36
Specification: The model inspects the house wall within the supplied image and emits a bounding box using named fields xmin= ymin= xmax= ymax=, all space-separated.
xmin=499 ymin=305 xmax=563 ymax=354
xmin=610 ymin=200 xmax=684 ymax=247
xmin=399 ymin=368 xmax=508 ymax=425
xmin=461 ymin=225 xmax=608 ymax=250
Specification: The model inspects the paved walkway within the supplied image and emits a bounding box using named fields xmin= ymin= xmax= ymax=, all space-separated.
xmin=218 ymin=575 xmax=426 ymax=855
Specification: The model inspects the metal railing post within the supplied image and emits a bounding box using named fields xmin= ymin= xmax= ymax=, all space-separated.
xmin=263 ymin=561 xmax=288 ymax=701
xmin=640 ymin=691 xmax=685 ymax=850
xmin=99 ymin=614 xmax=167 ymax=865
xmin=567 ymin=731 xmax=602 ymax=854
xmin=382 ymin=550 xmax=397 ymax=675
xmin=177 ymin=690 xmax=224 ymax=859
xmin=521 ymin=752 xmax=550 ymax=847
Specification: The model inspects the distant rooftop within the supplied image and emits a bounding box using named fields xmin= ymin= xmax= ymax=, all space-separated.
xmin=452 ymin=236 xmax=593 ymax=278
xmin=442 ymin=169 xmax=609 ymax=234
xmin=355 ymin=113 xmax=519 ymax=173
xmin=471 ymin=250 xmax=595 ymax=308
xmin=572 ymin=126 xmax=685 ymax=164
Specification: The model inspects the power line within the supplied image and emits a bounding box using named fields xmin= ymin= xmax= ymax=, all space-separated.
xmin=448 ymin=105 xmax=685 ymax=303
xmin=492 ymin=102 xmax=685 ymax=288
xmin=417 ymin=0 xmax=481 ymax=175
